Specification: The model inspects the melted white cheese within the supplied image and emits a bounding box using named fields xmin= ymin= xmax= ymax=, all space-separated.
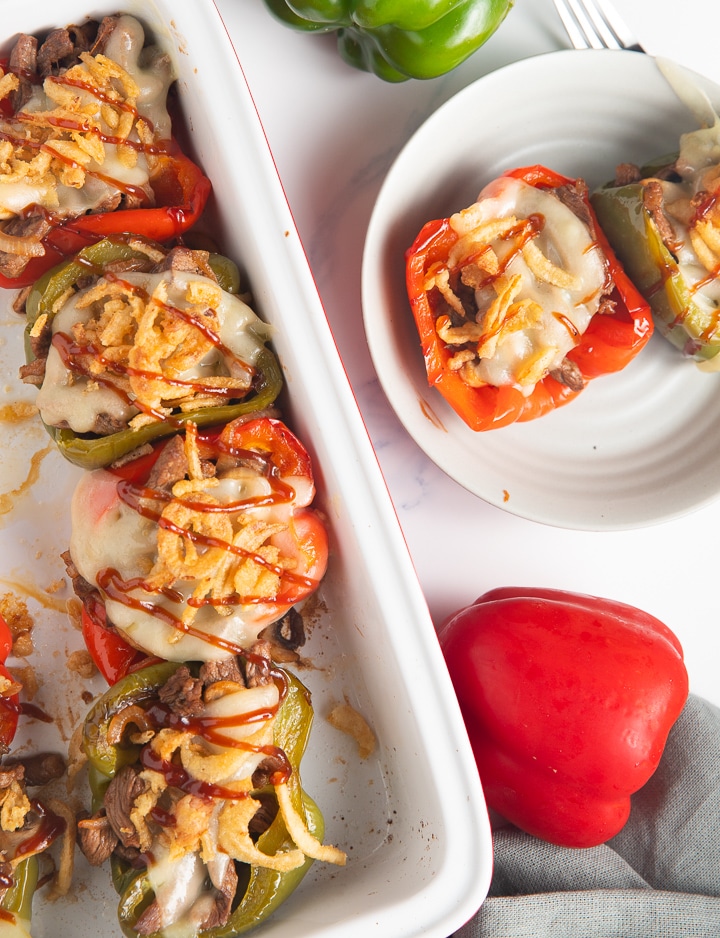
xmin=450 ymin=176 xmax=606 ymax=390
xmin=35 ymin=269 xmax=272 ymax=433
xmin=0 ymin=14 xmax=174 ymax=219
xmin=146 ymin=849 xmax=208 ymax=938
xmin=69 ymin=465 xmax=293 ymax=661
xmin=0 ymin=915 xmax=33 ymax=937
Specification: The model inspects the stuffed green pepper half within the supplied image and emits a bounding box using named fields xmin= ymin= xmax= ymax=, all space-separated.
xmin=592 ymin=78 xmax=720 ymax=366
xmin=19 ymin=236 xmax=282 ymax=468
xmin=78 ymin=659 xmax=345 ymax=937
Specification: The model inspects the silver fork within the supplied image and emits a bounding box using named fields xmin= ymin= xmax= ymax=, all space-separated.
xmin=551 ymin=0 xmax=645 ymax=52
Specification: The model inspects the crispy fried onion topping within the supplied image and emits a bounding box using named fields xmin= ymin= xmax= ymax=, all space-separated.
xmin=146 ymin=427 xmax=293 ymax=627
xmin=688 ymin=190 xmax=720 ymax=273
xmin=117 ymin=687 xmax=345 ymax=873
xmin=0 ymin=52 xmax=155 ymax=208
xmin=426 ymin=211 xmax=582 ymax=389
xmin=71 ymin=276 xmax=253 ymax=425
xmin=653 ymin=165 xmax=720 ymax=275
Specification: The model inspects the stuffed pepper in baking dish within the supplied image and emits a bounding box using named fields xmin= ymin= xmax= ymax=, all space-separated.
xmin=64 ymin=417 xmax=328 ymax=668
xmin=19 ymin=236 xmax=282 ymax=469
xmin=78 ymin=659 xmax=345 ymax=937
xmin=0 ymin=14 xmax=210 ymax=287
xmin=405 ymin=165 xmax=653 ymax=431
xmin=0 ymin=614 xmax=70 ymax=936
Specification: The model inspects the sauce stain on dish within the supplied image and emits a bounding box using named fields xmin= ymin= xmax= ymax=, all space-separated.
xmin=418 ymin=396 xmax=446 ymax=431
xmin=0 ymin=401 xmax=37 ymax=424
xmin=0 ymin=443 xmax=53 ymax=517
xmin=0 ymin=577 xmax=68 ymax=614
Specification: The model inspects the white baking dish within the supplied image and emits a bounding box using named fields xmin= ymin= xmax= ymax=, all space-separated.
xmin=0 ymin=2 xmax=491 ymax=936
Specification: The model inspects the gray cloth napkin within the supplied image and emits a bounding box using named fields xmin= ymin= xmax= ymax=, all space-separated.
xmin=454 ymin=695 xmax=720 ymax=938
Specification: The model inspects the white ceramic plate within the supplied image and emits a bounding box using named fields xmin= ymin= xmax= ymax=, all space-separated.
xmin=362 ymin=49 xmax=720 ymax=531
xmin=0 ymin=3 xmax=491 ymax=937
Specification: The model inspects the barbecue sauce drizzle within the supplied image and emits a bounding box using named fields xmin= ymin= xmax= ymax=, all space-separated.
xmin=0 ymin=69 xmax=164 ymax=205
xmin=51 ymin=267 xmax=256 ymax=426
xmin=112 ymin=657 xmax=292 ymax=810
xmin=96 ymin=430 xmax=318 ymax=653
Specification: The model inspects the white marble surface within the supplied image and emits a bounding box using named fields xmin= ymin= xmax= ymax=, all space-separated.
xmin=215 ymin=0 xmax=720 ymax=707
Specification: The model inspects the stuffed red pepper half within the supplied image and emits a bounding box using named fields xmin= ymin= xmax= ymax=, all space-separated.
xmin=405 ymin=165 xmax=654 ymax=431
xmin=0 ymin=14 xmax=210 ymax=286
xmin=65 ymin=417 xmax=329 ymax=668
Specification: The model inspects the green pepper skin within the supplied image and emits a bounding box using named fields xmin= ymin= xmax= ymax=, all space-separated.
xmin=24 ymin=238 xmax=283 ymax=469
xmin=263 ymin=0 xmax=514 ymax=81
xmin=0 ymin=856 xmax=38 ymax=936
xmin=114 ymin=792 xmax=323 ymax=938
xmin=84 ymin=663 xmax=323 ymax=938
xmin=592 ymin=177 xmax=720 ymax=363
xmin=83 ymin=661 xmax=182 ymax=781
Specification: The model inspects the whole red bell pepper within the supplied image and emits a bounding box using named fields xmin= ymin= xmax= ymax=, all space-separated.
xmin=438 ymin=586 xmax=689 ymax=848
xmin=405 ymin=165 xmax=653 ymax=431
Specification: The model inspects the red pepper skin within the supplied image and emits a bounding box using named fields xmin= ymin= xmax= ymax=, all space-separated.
xmin=405 ymin=166 xmax=654 ymax=431
xmin=74 ymin=417 xmax=328 ymax=665
xmin=0 ymin=614 xmax=19 ymax=748
xmin=438 ymin=587 xmax=688 ymax=848
xmin=0 ymin=141 xmax=211 ymax=289
xmin=81 ymin=601 xmax=159 ymax=687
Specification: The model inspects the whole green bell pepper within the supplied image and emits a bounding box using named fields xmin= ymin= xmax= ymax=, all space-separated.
xmin=263 ymin=0 xmax=514 ymax=81
xmin=23 ymin=237 xmax=283 ymax=470
xmin=82 ymin=661 xmax=336 ymax=937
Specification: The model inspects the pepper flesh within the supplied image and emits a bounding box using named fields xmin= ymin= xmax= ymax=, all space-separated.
xmin=0 ymin=141 xmax=211 ymax=290
xmin=591 ymin=171 xmax=720 ymax=363
xmin=0 ymin=616 xmax=66 ymax=932
xmin=439 ymin=587 xmax=689 ymax=848
xmin=263 ymin=0 xmax=514 ymax=81
xmin=23 ymin=237 xmax=283 ymax=469
xmin=82 ymin=663 xmax=335 ymax=937
xmin=0 ymin=856 xmax=38 ymax=936
xmin=406 ymin=165 xmax=654 ymax=431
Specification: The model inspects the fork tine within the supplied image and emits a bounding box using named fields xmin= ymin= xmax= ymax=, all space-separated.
xmin=553 ymin=0 xmax=645 ymax=52
xmin=551 ymin=0 xmax=592 ymax=49
xmin=579 ymin=0 xmax=644 ymax=50
xmin=572 ymin=0 xmax=624 ymax=48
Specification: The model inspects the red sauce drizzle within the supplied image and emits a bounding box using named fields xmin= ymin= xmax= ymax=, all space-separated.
xmin=16 ymin=801 xmax=67 ymax=858
xmin=43 ymin=74 xmax=156 ymax=131
xmin=51 ymin=271 xmax=255 ymax=422
xmin=0 ymin=69 xmax=166 ymax=204
xmin=553 ymin=312 xmax=581 ymax=340
xmin=131 ymin=664 xmax=292 ymax=805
